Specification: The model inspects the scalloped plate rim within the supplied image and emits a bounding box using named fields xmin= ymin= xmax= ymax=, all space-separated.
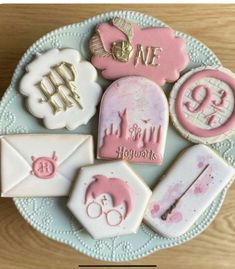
xmin=13 ymin=188 xmax=227 ymax=261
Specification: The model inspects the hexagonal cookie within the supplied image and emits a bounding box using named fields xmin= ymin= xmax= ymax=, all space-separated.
xmin=67 ymin=161 xmax=152 ymax=239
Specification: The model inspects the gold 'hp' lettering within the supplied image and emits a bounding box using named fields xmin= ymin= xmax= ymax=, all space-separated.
xmin=134 ymin=45 xmax=163 ymax=67
xmin=37 ymin=62 xmax=83 ymax=114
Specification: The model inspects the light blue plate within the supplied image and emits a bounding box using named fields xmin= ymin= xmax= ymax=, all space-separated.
xmin=1 ymin=10 xmax=235 ymax=261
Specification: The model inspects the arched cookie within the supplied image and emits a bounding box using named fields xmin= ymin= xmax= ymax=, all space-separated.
xmin=97 ymin=76 xmax=169 ymax=164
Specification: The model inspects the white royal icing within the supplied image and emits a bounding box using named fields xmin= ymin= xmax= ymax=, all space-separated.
xmin=144 ymin=144 xmax=235 ymax=237
xmin=1 ymin=134 xmax=94 ymax=197
xmin=20 ymin=48 xmax=102 ymax=130
xmin=67 ymin=161 xmax=152 ymax=239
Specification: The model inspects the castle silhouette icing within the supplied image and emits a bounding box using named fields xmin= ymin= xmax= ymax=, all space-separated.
xmin=99 ymin=109 xmax=163 ymax=164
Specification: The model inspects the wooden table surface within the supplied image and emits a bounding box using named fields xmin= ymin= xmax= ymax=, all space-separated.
xmin=0 ymin=4 xmax=235 ymax=269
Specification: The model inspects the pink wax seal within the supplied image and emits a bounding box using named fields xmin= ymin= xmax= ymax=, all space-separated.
xmin=97 ymin=76 xmax=169 ymax=164
xmin=31 ymin=151 xmax=57 ymax=179
xmin=170 ymin=66 xmax=235 ymax=144
xmin=89 ymin=17 xmax=189 ymax=86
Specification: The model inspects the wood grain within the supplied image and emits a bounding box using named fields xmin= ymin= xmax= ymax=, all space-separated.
xmin=0 ymin=4 xmax=235 ymax=269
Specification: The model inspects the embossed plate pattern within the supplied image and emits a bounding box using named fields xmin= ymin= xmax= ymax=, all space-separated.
xmin=0 ymin=10 xmax=234 ymax=261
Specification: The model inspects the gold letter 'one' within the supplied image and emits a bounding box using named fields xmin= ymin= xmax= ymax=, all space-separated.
xmin=134 ymin=45 xmax=163 ymax=67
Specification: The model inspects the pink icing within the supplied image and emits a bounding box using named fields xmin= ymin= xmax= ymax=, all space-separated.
xmin=105 ymin=209 xmax=123 ymax=226
xmin=192 ymin=166 xmax=213 ymax=195
xmin=84 ymin=175 xmax=134 ymax=219
xmin=31 ymin=151 xmax=57 ymax=179
xmin=198 ymin=161 xmax=204 ymax=169
xmin=149 ymin=183 xmax=184 ymax=220
xmin=98 ymin=76 xmax=168 ymax=164
xmin=184 ymin=85 xmax=213 ymax=113
xmin=149 ymin=164 xmax=213 ymax=224
xmin=197 ymin=154 xmax=211 ymax=169
xmin=166 ymin=210 xmax=183 ymax=223
xmin=175 ymin=69 xmax=235 ymax=137
xmin=99 ymin=109 xmax=163 ymax=164
xmin=86 ymin=201 xmax=123 ymax=226
xmin=90 ymin=19 xmax=189 ymax=85
xmin=207 ymin=113 xmax=217 ymax=127
xmin=184 ymin=85 xmax=228 ymax=127
xmin=86 ymin=201 xmax=102 ymax=219
xmin=150 ymin=203 xmax=160 ymax=218
xmin=212 ymin=90 xmax=227 ymax=107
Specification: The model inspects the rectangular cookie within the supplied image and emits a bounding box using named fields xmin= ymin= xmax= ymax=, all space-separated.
xmin=1 ymin=134 xmax=94 ymax=197
xmin=144 ymin=144 xmax=235 ymax=237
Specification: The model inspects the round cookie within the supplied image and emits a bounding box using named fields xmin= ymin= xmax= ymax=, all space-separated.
xmin=89 ymin=17 xmax=189 ymax=86
xmin=169 ymin=66 xmax=235 ymax=144
xmin=97 ymin=76 xmax=169 ymax=164
xmin=20 ymin=48 xmax=102 ymax=130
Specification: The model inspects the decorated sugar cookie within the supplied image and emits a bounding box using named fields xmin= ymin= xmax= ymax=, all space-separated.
xmin=89 ymin=17 xmax=189 ymax=85
xmin=67 ymin=161 xmax=152 ymax=239
xmin=144 ymin=144 xmax=235 ymax=237
xmin=97 ymin=76 xmax=169 ymax=164
xmin=1 ymin=134 xmax=94 ymax=197
xmin=170 ymin=66 xmax=235 ymax=144
xmin=20 ymin=48 xmax=102 ymax=130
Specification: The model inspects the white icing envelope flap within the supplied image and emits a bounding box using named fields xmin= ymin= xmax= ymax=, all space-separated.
xmin=1 ymin=134 xmax=94 ymax=197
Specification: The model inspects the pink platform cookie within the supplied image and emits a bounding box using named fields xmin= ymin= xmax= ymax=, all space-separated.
xmin=97 ymin=76 xmax=169 ymax=164
xmin=89 ymin=17 xmax=189 ymax=86
xmin=170 ymin=66 xmax=235 ymax=144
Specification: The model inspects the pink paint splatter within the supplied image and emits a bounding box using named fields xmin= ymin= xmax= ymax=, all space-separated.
xmin=197 ymin=155 xmax=207 ymax=169
xmin=166 ymin=183 xmax=184 ymax=201
xmin=194 ymin=184 xmax=204 ymax=194
xmin=150 ymin=203 xmax=160 ymax=218
xmin=166 ymin=210 xmax=183 ymax=223
xmin=193 ymin=166 xmax=213 ymax=195
xmin=149 ymin=183 xmax=184 ymax=221
xmin=198 ymin=161 xmax=204 ymax=169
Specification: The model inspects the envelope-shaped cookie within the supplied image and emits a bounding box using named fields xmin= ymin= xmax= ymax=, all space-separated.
xmin=1 ymin=134 xmax=94 ymax=197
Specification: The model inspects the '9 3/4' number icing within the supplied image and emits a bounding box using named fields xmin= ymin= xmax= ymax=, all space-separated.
xmin=170 ymin=66 xmax=235 ymax=144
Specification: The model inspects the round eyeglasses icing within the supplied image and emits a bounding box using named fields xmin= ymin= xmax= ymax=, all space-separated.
xmin=86 ymin=201 xmax=123 ymax=226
